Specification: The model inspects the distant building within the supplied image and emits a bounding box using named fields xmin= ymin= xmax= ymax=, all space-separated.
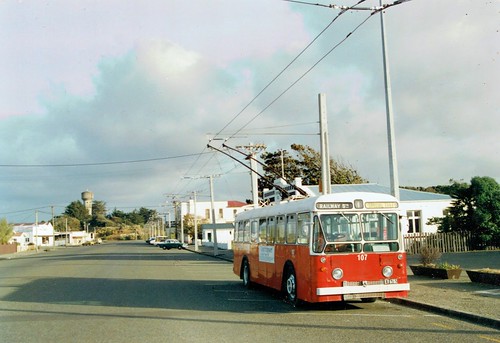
xmin=12 ymin=223 xmax=55 ymax=247
xmin=8 ymin=232 xmax=30 ymax=251
xmin=201 ymin=223 xmax=234 ymax=249
xmin=178 ymin=199 xmax=247 ymax=224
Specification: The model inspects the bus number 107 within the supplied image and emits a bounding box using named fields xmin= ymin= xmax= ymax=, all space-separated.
xmin=357 ymin=254 xmax=368 ymax=261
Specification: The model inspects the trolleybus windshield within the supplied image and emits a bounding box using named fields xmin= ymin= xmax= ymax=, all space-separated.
xmin=314 ymin=212 xmax=400 ymax=253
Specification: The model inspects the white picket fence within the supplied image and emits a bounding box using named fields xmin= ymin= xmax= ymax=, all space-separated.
xmin=404 ymin=232 xmax=473 ymax=254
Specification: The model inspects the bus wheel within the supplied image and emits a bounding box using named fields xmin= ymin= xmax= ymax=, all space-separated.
xmin=242 ymin=259 xmax=251 ymax=288
xmin=284 ymin=266 xmax=298 ymax=306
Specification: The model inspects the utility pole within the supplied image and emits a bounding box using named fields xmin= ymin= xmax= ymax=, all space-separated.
xmin=237 ymin=144 xmax=266 ymax=208
xmin=209 ymin=175 xmax=218 ymax=256
xmin=35 ymin=210 xmax=38 ymax=252
xmin=185 ymin=174 xmax=221 ymax=255
xmin=320 ymin=1 xmax=400 ymax=199
xmin=178 ymin=201 xmax=184 ymax=245
xmin=379 ymin=0 xmax=400 ymax=199
xmin=193 ymin=191 xmax=198 ymax=251
xmin=319 ymin=93 xmax=331 ymax=195
xmin=51 ymin=205 xmax=55 ymax=249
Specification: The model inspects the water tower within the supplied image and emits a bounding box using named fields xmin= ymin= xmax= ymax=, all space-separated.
xmin=81 ymin=190 xmax=94 ymax=215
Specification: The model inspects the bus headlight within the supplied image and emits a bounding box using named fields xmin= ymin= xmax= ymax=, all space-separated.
xmin=332 ymin=268 xmax=344 ymax=280
xmin=382 ymin=266 xmax=393 ymax=278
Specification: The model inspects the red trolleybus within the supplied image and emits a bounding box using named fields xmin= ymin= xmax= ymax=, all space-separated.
xmin=233 ymin=191 xmax=410 ymax=304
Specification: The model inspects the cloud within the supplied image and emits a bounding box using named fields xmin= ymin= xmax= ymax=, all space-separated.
xmin=0 ymin=0 xmax=498 ymax=222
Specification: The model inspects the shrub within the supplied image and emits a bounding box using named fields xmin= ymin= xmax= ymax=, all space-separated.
xmin=437 ymin=262 xmax=460 ymax=270
xmin=419 ymin=246 xmax=442 ymax=266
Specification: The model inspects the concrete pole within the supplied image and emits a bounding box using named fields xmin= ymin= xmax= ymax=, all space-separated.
xmin=250 ymin=154 xmax=259 ymax=207
xmin=209 ymin=175 xmax=218 ymax=256
xmin=379 ymin=0 xmax=400 ymax=199
xmin=193 ymin=192 xmax=198 ymax=251
xmin=180 ymin=202 xmax=185 ymax=245
xmin=319 ymin=93 xmax=331 ymax=195
xmin=34 ymin=210 xmax=39 ymax=252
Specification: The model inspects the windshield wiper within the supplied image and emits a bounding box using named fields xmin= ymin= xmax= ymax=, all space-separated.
xmin=380 ymin=212 xmax=394 ymax=224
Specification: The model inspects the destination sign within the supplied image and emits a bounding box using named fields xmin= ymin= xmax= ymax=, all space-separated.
xmin=316 ymin=202 xmax=353 ymax=210
xmin=365 ymin=201 xmax=398 ymax=209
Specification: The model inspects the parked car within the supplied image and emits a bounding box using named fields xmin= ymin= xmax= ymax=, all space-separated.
xmin=151 ymin=236 xmax=168 ymax=246
xmin=157 ymin=239 xmax=187 ymax=250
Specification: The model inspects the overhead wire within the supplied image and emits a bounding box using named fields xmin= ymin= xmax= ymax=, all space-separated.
xmin=174 ymin=2 xmax=357 ymax=197
xmin=144 ymin=0 xmax=410 ymax=199
xmin=227 ymin=7 xmax=376 ymax=140
xmin=210 ymin=0 xmax=367 ymax=142
xmin=222 ymin=0 xmax=410 ymax=141
xmin=178 ymin=1 xmax=369 ymax=197
xmin=0 ymin=152 xmax=211 ymax=168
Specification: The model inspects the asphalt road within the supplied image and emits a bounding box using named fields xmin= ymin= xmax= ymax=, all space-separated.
xmin=0 ymin=241 xmax=498 ymax=343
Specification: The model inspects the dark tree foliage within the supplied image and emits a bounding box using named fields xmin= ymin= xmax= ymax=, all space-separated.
xmin=64 ymin=201 xmax=91 ymax=227
xmin=107 ymin=207 xmax=158 ymax=225
xmin=260 ymin=144 xmax=367 ymax=189
xmin=402 ymin=180 xmax=464 ymax=195
xmin=432 ymin=177 xmax=500 ymax=249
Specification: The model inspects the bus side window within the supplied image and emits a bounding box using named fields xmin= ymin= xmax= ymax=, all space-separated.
xmin=276 ymin=216 xmax=285 ymax=243
xmin=236 ymin=221 xmax=244 ymax=242
xmin=243 ymin=220 xmax=250 ymax=242
xmin=267 ymin=217 xmax=276 ymax=243
xmin=286 ymin=214 xmax=297 ymax=244
xmin=312 ymin=216 xmax=325 ymax=253
xmin=251 ymin=220 xmax=259 ymax=243
xmin=259 ymin=218 xmax=267 ymax=243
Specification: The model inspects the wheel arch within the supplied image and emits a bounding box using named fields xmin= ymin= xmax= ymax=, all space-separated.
xmin=240 ymin=256 xmax=249 ymax=280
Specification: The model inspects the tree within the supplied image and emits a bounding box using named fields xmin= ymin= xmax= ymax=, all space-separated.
xmin=260 ymin=144 xmax=367 ymax=188
xmin=432 ymin=177 xmax=500 ymax=249
xmin=92 ymin=200 xmax=107 ymax=218
xmin=0 ymin=218 xmax=13 ymax=244
xmin=182 ymin=213 xmax=208 ymax=239
xmin=65 ymin=201 xmax=91 ymax=224
xmin=53 ymin=215 xmax=81 ymax=232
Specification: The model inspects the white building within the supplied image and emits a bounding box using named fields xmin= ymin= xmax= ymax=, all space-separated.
xmin=201 ymin=223 xmax=235 ymax=249
xmin=178 ymin=199 xmax=248 ymax=224
xmin=8 ymin=232 xmax=30 ymax=251
xmin=12 ymin=223 xmax=55 ymax=247
xmin=54 ymin=231 xmax=95 ymax=246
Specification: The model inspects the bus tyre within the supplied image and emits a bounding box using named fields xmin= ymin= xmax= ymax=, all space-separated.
xmin=242 ymin=259 xmax=251 ymax=289
xmin=284 ymin=265 xmax=298 ymax=306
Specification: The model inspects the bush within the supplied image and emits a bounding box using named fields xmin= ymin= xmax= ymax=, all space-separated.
xmin=419 ymin=246 xmax=442 ymax=266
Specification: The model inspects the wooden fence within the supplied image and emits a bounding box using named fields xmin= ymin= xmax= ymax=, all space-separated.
xmin=0 ymin=244 xmax=17 ymax=255
xmin=404 ymin=232 xmax=473 ymax=254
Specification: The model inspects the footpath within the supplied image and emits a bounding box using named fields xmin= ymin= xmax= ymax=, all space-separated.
xmin=189 ymin=246 xmax=500 ymax=330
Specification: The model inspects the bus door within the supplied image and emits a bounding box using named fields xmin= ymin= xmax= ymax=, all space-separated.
xmin=257 ymin=218 xmax=271 ymax=283
xmin=260 ymin=217 xmax=277 ymax=286
xmin=273 ymin=215 xmax=286 ymax=286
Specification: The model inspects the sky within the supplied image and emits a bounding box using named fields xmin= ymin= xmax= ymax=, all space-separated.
xmin=0 ymin=0 xmax=498 ymax=222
